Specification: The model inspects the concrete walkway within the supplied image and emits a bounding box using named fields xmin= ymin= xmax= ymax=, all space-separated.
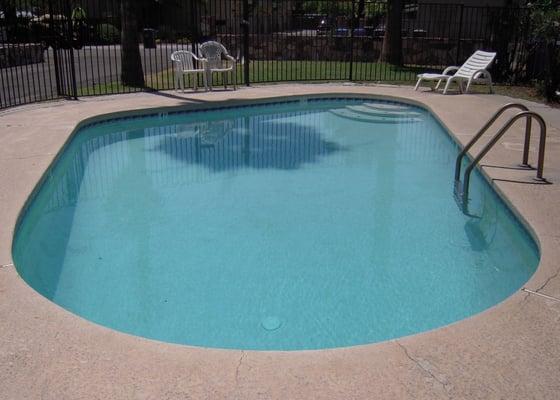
xmin=0 ymin=84 xmax=559 ymax=399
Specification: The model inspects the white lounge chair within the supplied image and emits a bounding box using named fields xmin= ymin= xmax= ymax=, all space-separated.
xmin=199 ymin=41 xmax=237 ymax=91
xmin=170 ymin=50 xmax=208 ymax=92
xmin=414 ymin=50 xmax=497 ymax=94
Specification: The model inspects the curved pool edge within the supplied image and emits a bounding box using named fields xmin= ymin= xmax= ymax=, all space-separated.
xmin=10 ymin=92 xmax=541 ymax=352
xmin=1 ymin=85 xmax=559 ymax=399
xmin=13 ymin=91 xmax=544 ymax=258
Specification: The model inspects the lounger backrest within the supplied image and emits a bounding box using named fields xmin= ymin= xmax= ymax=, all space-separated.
xmin=455 ymin=50 xmax=496 ymax=78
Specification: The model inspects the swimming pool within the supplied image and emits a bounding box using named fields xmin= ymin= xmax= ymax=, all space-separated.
xmin=13 ymin=97 xmax=539 ymax=350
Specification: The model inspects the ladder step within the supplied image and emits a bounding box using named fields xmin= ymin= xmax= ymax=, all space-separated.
xmin=453 ymin=180 xmax=464 ymax=209
xmin=453 ymin=103 xmax=547 ymax=215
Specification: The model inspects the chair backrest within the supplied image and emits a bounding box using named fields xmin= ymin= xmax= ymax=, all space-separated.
xmin=455 ymin=50 xmax=497 ymax=78
xmin=170 ymin=50 xmax=196 ymax=71
xmin=199 ymin=41 xmax=229 ymax=70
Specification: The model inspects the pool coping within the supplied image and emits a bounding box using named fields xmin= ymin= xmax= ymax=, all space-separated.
xmin=1 ymin=84 xmax=559 ymax=399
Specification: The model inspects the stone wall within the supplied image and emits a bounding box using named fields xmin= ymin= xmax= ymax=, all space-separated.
xmin=218 ymin=34 xmax=486 ymax=68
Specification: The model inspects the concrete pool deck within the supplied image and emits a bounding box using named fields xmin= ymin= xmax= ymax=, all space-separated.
xmin=0 ymin=84 xmax=559 ymax=399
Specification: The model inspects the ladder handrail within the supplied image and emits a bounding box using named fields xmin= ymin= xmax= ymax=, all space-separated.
xmin=461 ymin=111 xmax=547 ymax=207
xmin=454 ymin=103 xmax=530 ymax=182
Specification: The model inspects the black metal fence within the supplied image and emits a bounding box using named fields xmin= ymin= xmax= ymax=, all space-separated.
xmin=0 ymin=0 xmax=547 ymax=109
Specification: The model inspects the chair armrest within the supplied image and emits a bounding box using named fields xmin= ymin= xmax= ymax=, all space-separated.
xmin=225 ymin=54 xmax=237 ymax=68
xmin=442 ymin=66 xmax=460 ymax=75
xmin=195 ymin=57 xmax=208 ymax=70
xmin=471 ymin=68 xmax=491 ymax=80
xmin=191 ymin=53 xmax=207 ymax=62
xmin=171 ymin=59 xmax=181 ymax=71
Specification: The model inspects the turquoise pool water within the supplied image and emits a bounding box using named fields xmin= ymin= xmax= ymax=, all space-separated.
xmin=13 ymin=97 xmax=539 ymax=350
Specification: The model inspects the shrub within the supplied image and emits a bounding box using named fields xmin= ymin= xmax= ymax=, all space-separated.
xmin=528 ymin=0 xmax=560 ymax=101
xmin=95 ymin=23 xmax=120 ymax=44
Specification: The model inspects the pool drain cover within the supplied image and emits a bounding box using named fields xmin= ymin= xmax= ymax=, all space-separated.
xmin=261 ymin=316 xmax=282 ymax=331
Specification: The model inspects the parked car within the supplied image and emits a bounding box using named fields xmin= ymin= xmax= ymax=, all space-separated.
xmin=333 ymin=27 xmax=368 ymax=37
xmin=316 ymin=18 xmax=331 ymax=36
xmin=372 ymin=25 xmax=409 ymax=38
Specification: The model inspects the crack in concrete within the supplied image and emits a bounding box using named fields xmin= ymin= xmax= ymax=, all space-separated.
xmin=520 ymin=290 xmax=531 ymax=305
xmin=522 ymin=288 xmax=560 ymax=302
xmin=396 ymin=341 xmax=451 ymax=398
xmin=535 ymin=266 xmax=560 ymax=294
xmin=235 ymin=351 xmax=246 ymax=385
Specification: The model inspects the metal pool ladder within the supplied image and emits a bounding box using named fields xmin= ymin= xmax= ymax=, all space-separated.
xmin=454 ymin=103 xmax=548 ymax=213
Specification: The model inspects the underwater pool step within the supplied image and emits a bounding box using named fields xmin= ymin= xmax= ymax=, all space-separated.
xmin=362 ymin=102 xmax=413 ymax=112
xmin=329 ymin=108 xmax=422 ymax=124
xmin=346 ymin=105 xmax=422 ymax=118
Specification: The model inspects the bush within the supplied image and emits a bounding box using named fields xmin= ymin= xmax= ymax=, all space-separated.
xmin=156 ymin=26 xmax=176 ymax=42
xmin=528 ymin=0 xmax=560 ymax=102
xmin=95 ymin=23 xmax=120 ymax=44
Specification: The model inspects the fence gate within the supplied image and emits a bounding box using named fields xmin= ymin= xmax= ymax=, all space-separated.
xmin=47 ymin=0 xmax=77 ymax=99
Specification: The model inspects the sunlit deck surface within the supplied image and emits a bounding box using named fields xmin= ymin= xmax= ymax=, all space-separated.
xmin=1 ymin=84 xmax=559 ymax=399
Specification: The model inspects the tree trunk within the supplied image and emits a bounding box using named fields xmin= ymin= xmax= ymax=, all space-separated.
xmin=1 ymin=1 xmax=17 ymax=42
xmin=543 ymin=42 xmax=560 ymax=102
xmin=120 ymin=0 xmax=144 ymax=87
xmin=356 ymin=0 xmax=365 ymax=22
xmin=379 ymin=0 xmax=403 ymax=65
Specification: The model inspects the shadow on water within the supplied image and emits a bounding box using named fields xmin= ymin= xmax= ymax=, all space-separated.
xmin=14 ymin=113 xmax=344 ymax=296
xmin=463 ymin=189 xmax=498 ymax=252
xmin=152 ymin=117 xmax=345 ymax=171
xmin=13 ymin=130 xmax=131 ymax=299
xmin=464 ymin=219 xmax=489 ymax=252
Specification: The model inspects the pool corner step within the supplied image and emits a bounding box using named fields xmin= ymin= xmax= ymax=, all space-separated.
xmin=346 ymin=105 xmax=422 ymax=119
xmin=329 ymin=108 xmax=422 ymax=124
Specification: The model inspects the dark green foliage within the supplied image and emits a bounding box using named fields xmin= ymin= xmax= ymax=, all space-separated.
xmin=528 ymin=0 xmax=560 ymax=101
xmin=95 ymin=23 xmax=120 ymax=44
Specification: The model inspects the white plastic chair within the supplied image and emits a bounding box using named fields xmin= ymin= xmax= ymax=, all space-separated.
xmin=199 ymin=41 xmax=237 ymax=91
xmin=414 ymin=50 xmax=497 ymax=94
xmin=170 ymin=50 xmax=208 ymax=92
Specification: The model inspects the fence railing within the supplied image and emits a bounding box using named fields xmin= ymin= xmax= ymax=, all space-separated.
xmin=0 ymin=0 xmax=548 ymax=110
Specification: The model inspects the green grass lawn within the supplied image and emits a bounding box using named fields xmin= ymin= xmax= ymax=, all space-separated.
xmin=78 ymin=60 xmax=424 ymax=95
xmin=77 ymin=60 xmax=550 ymax=105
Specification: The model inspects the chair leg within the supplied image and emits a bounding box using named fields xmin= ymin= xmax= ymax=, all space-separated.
xmin=203 ymin=72 xmax=209 ymax=91
xmin=414 ymin=77 xmax=423 ymax=91
xmin=443 ymin=78 xmax=454 ymax=95
xmin=435 ymin=79 xmax=442 ymax=90
xmin=465 ymin=78 xmax=473 ymax=94
xmin=180 ymin=74 xmax=185 ymax=93
xmin=193 ymin=74 xmax=198 ymax=91
xmin=233 ymin=68 xmax=237 ymax=90
xmin=223 ymin=72 xmax=228 ymax=90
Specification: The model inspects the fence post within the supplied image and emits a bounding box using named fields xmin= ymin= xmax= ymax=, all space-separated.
xmin=64 ymin=0 xmax=78 ymax=99
xmin=242 ymin=0 xmax=250 ymax=86
xmin=456 ymin=4 xmax=464 ymax=66
xmin=48 ymin=0 xmax=62 ymax=97
xmin=349 ymin=0 xmax=356 ymax=81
